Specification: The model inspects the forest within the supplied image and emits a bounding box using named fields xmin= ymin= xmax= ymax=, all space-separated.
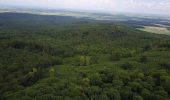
xmin=0 ymin=13 xmax=170 ymax=100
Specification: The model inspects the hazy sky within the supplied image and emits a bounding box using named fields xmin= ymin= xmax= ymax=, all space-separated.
xmin=0 ymin=0 xmax=170 ymax=15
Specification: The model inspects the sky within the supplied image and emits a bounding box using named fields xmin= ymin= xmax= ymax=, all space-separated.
xmin=0 ymin=0 xmax=170 ymax=15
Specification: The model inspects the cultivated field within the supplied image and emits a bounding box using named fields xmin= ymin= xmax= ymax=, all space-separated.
xmin=138 ymin=26 xmax=170 ymax=35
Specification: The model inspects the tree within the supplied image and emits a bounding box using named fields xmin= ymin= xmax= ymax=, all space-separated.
xmin=36 ymin=94 xmax=56 ymax=100
xmin=20 ymin=68 xmax=39 ymax=86
xmin=79 ymin=56 xmax=90 ymax=66
xmin=110 ymin=52 xmax=121 ymax=61
xmin=80 ymin=56 xmax=86 ymax=66
xmin=133 ymin=95 xmax=143 ymax=100
xmin=103 ymin=88 xmax=121 ymax=100
xmin=49 ymin=68 xmax=55 ymax=77
xmin=139 ymin=55 xmax=148 ymax=63
xmin=129 ymin=82 xmax=143 ymax=93
xmin=120 ymin=86 xmax=133 ymax=100
xmin=120 ymin=62 xmax=134 ymax=70
xmin=82 ymin=77 xmax=90 ymax=86
xmin=141 ymin=89 xmax=151 ymax=100
xmin=85 ymin=56 xmax=90 ymax=66
xmin=89 ymin=73 xmax=102 ymax=86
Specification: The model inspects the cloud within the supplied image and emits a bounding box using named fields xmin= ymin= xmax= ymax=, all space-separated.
xmin=0 ymin=0 xmax=170 ymax=15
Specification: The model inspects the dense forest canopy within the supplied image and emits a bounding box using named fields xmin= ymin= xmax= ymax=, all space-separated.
xmin=0 ymin=13 xmax=170 ymax=100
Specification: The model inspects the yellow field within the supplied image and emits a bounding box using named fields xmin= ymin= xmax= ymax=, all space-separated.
xmin=138 ymin=25 xmax=170 ymax=35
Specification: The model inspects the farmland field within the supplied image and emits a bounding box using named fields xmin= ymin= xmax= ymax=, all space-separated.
xmin=138 ymin=25 xmax=170 ymax=35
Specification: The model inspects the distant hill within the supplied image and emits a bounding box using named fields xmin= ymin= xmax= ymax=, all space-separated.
xmin=0 ymin=11 xmax=170 ymax=34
